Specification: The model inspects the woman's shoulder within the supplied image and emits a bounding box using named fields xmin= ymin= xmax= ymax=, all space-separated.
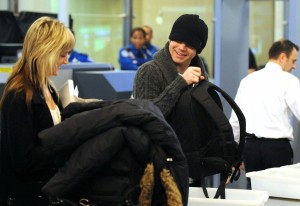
xmin=1 ymin=89 xmax=26 ymax=111
xmin=5 ymin=89 xmax=25 ymax=100
xmin=2 ymin=87 xmax=44 ymax=107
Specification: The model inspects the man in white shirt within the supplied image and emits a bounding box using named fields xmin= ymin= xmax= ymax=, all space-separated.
xmin=229 ymin=39 xmax=300 ymax=185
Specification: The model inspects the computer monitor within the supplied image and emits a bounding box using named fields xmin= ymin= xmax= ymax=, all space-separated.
xmin=17 ymin=11 xmax=73 ymax=37
xmin=0 ymin=11 xmax=24 ymax=43
xmin=51 ymin=63 xmax=114 ymax=89
xmin=72 ymin=70 xmax=136 ymax=101
xmin=0 ymin=43 xmax=23 ymax=63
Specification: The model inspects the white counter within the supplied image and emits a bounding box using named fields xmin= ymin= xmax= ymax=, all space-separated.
xmin=266 ymin=197 xmax=300 ymax=206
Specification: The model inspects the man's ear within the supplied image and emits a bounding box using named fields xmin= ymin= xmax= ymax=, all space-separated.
xmin=278 ymin=52 xmax=287 ymax=63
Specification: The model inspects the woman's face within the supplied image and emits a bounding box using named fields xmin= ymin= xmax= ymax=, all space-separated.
xmin=169 ymin=40 xmax=197 ymax=67
xmin=130 ymin=30 xmax=146 ymax=49
xmin=52 ymin=51 xmax=69 ymax=76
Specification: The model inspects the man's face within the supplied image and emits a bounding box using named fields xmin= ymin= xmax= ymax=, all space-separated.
xmin=169 ymin=40 xmax=197 ymax=67
xmin=282 ymin=48 xmax=298 ymax=73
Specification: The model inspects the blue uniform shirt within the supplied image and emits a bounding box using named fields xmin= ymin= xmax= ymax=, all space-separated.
xmin=145 ymin=43 xmax=159 ymax=58
xmin=68 ymin=50 xmax=93 ymax=63
xmin=118 ymin=44 xmax=152 ymax=70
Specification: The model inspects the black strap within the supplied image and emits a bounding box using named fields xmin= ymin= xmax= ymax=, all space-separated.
xmin=201 ymin=173 xmax=227 ymax=199
xmin=230 ymin=162 xmax=241 ymax=183
xmin=191 ymin=80 xmax=246 ymax=162
xmin=214 ymin=173 xmax=227 ymax=199
xmin=201 ymin=175 xmax=209 ymax=198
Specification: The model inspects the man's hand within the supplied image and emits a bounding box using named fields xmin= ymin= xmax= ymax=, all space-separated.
xmin=239 ymin=162 xmax=245 ymax=171
xmin=226 ymin=163 xmax=245 ymax=184
xmin=181 ymin=66 xmax=205 ymax=85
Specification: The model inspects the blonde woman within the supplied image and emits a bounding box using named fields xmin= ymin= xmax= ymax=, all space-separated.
xmin=0 ymin=16 xmax=75 ymax=205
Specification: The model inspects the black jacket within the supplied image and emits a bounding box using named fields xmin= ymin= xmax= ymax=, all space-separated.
xmin=38 ymin=99 xmax=189 ymax=206
xmin=0 ymin=87 xmax=61 ymax=206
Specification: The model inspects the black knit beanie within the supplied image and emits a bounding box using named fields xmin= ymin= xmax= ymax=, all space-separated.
xmin=169 ymin=14 xmax=208 ymax=54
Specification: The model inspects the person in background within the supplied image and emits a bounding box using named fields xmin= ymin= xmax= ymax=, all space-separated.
xmin=248 ymin=48 xmax=258 ymax=74
xmin=142 ymin=25 xmax=159 ymax=57
xmin=229 ymin=39 xmax=300 ymax=187
xmin=68 ymin=49 xmax=93 ymax=63
xmin=118 ymin=27 xmax=152 ymax=70
xmin=0 ymin=16 xmax=75 ymax=205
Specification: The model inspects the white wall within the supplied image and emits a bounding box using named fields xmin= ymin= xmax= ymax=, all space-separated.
xmin=1 ymin=0 xmax=8 ymax=10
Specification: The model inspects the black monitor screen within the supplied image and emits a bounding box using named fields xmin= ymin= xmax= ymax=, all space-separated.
xmin=17 ymin=11 xmax=73 ymax=37
xmin=0 ymin=43 xmax=23 ymax=63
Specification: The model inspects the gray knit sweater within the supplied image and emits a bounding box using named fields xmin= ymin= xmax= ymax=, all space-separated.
xmin=133 ymin=42 xmax=208 ymax=117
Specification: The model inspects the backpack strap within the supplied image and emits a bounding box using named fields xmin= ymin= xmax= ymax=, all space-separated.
xmin=191 ymin=80 xmax=246 ymax=199
xmin=191 ymin=80 xmax=246 ymax=163
xmin=200 ymin=174 xmax=227 ymax=199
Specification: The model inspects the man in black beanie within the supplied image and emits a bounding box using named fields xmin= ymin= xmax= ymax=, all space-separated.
xmin=133 ymin=14 xmax=209 ymax=117
xmin=133 ymin=14 xmax=221 ymax=200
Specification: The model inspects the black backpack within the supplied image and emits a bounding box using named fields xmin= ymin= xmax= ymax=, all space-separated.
xmin=167 ymin=80 xmax=246 ymax=199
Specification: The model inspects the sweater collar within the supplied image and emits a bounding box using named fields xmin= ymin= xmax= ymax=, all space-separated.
xmin=153 ymin=42 xmax=179 ymax=83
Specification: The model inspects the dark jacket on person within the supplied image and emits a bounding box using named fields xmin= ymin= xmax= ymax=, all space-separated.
xmin=0 ymin=86 xmax=61 ymax=206
xmin=38 ymin=99 xmax=189 ymax=206
xmin=132 ymin=41 xmax=222 ymax=182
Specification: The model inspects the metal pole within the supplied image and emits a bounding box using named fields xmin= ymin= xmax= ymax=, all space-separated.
xmin=58 ymin=0 xmax=69 ymax=27
xmin=8 ymin=0 xmax=18 ymax=14
xmin=123 ymin=0 xmax=133 ymax=47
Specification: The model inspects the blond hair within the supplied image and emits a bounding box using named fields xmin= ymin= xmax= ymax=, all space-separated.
xmin=1 ymin=16 xmax=75 ymax=108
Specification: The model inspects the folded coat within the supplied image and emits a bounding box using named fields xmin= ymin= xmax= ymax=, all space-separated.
xmin=38 ymin=99 xmax=189 ymax=205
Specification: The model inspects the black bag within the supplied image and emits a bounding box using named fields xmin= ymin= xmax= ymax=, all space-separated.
xmin=167 ymin=80 xmax=246 ymax=199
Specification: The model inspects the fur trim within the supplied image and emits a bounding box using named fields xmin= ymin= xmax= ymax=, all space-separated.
xmin=160 ymin=168 xmax=183 ymax=206
xmin=139 ymin=163 xmax=155 ymax=206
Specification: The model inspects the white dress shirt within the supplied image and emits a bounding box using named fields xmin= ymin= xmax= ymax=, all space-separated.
xmin=229 ymin=62 xmax=300 ymax=142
